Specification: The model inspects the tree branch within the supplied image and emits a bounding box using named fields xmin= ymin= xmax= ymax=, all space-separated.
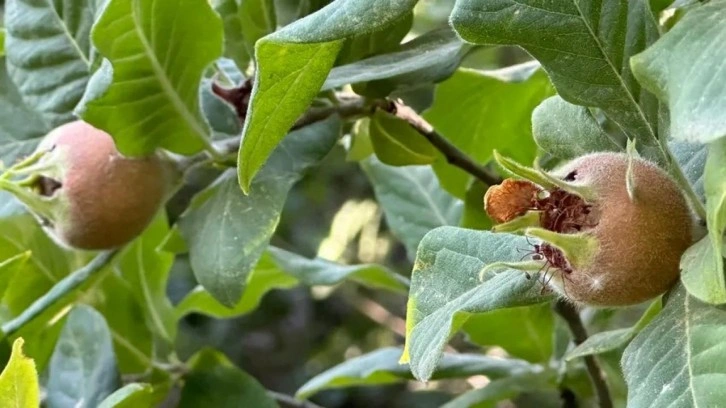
xmin=554 ymin=300 xmax=613 ymax=408
xmin=267 ymin=390 xmax=324 ymax=408
xmin=1 ymin=250 xmax=118 ymax=336
xmin=382 ymin=99 xmax=501 ymax=186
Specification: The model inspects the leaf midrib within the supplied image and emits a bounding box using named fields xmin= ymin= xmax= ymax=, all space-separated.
xmin=130 ymin=1 xmax=208 ymax=145
xmin=44 ymin=0 xmax=91 ymax=67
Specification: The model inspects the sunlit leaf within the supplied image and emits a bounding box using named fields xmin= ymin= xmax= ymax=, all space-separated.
xmin=98 ymin=383 xmax=154 ymax=408
xmin=79 ymin=0 xmax=223 ymax=156
xmin=238 ymin=0 xmax=418 ymax=191
xmin=0 ymin=338 xmax=38 ymax=408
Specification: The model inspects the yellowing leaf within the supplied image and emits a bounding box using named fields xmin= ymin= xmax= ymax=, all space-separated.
xmin=0 ymin=338 xmax=39 ymax=408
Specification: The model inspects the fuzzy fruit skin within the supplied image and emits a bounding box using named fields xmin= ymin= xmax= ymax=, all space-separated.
xmin=38 ymin=121 xmax=169 ymax=250
xmin=548 ymin=152 xmax=693 ymax=306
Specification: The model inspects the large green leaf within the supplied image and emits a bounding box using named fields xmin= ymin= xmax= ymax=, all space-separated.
xmin=463 ymin=304 xmax=554 ymax=363
xmin=322 ymin=28 xmax=470 ymax=91
xmin=179 ymin=348 xmax=278 ymax=408
xmin=79 ymin=0 xmax=223 ymax=156
xmin=631 ymin=1 xmax=726 ymax=143
xmin=296 ymin=347 xmax=543 ymax=399
xmin=361 ymin=157 xmax=462 ymax=258
xmin=670 ymin=140 xmax=706 ymax=203
xmin=46 ymin=305 xmax=120 ymax=408
xmin=176 ymin=246 xmax=407 ymax=318
xmin=5 ymin=0 xmax=97 ymax=127
xmin=424 ymin=63 xmax=553 ymax=197
xmin=335 ymin=13 xmax=412 ymax=66
xmin=0 ymin=59 xmax=51 ymax=166
xmin=451 ymin=0 xmax=662 ymax=149
xmin=367 ymin=110 xmax=437 ymax=166
xmin=179 ymin=117 xmax=340 ymax=306
xmin=533 ymin=96 xmax=622 ymax=160
xmin=682 ymin=138 xmax=726 ymax=304
xmin=402 ymin=227 xmax=554 ymax=381
xmin=238 ymin=0 xmax=418 ymax=192
xmin=622 ymin=285 xmax=726 ymax=407
xmin=115 ymin=214 xmax=176 ymax=345
xmin=0 ymin=252 xmax=30 ymax=300
xmin=0 ymin=338 xmax=38 ymax=408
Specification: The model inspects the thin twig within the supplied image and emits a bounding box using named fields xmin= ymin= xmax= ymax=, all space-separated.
xmin=2 ymin=250 xmax=118 ymax=336
xmin=267 ymin=390 xmax=324 ymax=408
xmin=554 ymin=300 xmax=613 ymax=408
xmin=383 ymin=99 xmax=502 ymax=186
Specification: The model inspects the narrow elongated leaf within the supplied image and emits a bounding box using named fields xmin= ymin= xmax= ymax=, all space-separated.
xmin=115 ymin=215 xmax=176 ymax=344
xmin=0 ymin=60 xmax=51 ymax=166
xmin=622 ymin=285 xmax=726 ymax=407
xmin=631 ymin=1 xmax=726 ymax=143
xmin=5 ymin=0 xmax=96 ymax=126
xmin=682 ymin=138 xmax=726 ymax=303
xmin=565 ymin=299 xmax=661 ymax=360
xmin=442 ymin=372 xmax=556 ymax=408
xmin=179 ymin=117 xmax=340 ymax=306
xmin=296 ymin=347 xmax=543 ymax=399
xmin=79 ymin=0 xmax=223 ymax=156
xmin=0 ymin=338 xmax=38 ymax=408
xmin=238 ymin=0 xmax=418 ymax=192
xmin=424 ymin=64 xmax=553 ymax=197
xmin=176 ymin=246 xmax=407 ymax=318
xmin=451 ymin=0 xmax=661 ymax=149
xmin=533 ymin=96 xmax=621 ymax=160
xmin=179 ymin=349 xmax=277 ymax=408
xmin=323 ymin=28 xmax=469 ymax=91
xmin=46 ymin=306 xmax=120 ymax=408
xmin=98 ymin=384 xmax=154 ymax=408
xmin=402 ymin=227 xmax=554 ymax=381
xmin=361 ymin=157 xmax=463 ymax=258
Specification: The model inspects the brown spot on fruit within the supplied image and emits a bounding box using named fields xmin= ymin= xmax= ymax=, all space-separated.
xmin=484 ymin=179 xmax=541 ymax=223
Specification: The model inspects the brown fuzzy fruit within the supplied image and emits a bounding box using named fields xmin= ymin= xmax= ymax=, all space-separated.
xmin=488 ymin=152 xmax=694 ymax=307
xmin=27 ymin=121 xmax=172 ymax=250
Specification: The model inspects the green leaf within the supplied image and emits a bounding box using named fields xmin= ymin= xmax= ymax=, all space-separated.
xmin=175 ymin=251 xmax=297 ymax=319
xmin=622 ymin=285 xmax=726 ymax=407
xmin=296 ymin=347 xmax=543 ymax=400
xmin=669 ymin=140 xmax=706 ymax=203
xmin=361 ymin=157 xmax=462 ymax=258
xmin=682 ymin=137 xmax=726 ymax=303
xmin=115 ymin=214 xmax=176 ymax=344
xmin=565 ymin=299 xmax=661 ymax=360
xmin=46 ymin=305 xmax=120 ymax=408
xmin=451 ymin=0 xmax=661 ymax=150
xmin=0 ymin=29 xmax=4 ymax=57
xmin=212 ymin=0 xmax=276 ymax=70
xmin=267 ymin=246 xmax=408 ymax=292
xmin=0 ymin=252 xmax=30 ymax=299
xmin=179 ymin=117 xmax=340 ymax=306
xmin=335 ymin=13 xmax=412 ymax=65
xmin=179 ymin=348 xmax=278 ymax=408
xmin=238 ymin=0 xmax=418 ymax=192
xmin=79 ymin=0 xmax=223 ymax=156
xmin=5 ymin=0 xmax=97 ymax=127
xmin=631 ymin=1 xmax=726 ymax=143
xmin=463 ymin=304 xmax=554 ymax=363
xmin=533 ymin=96 xmax=622 ymax=160
xmin=368 ymin=110 xmax=437 ymax=165
xmin=0 ymin=338 xmax=39 ymax=408
xmin=98 ymin=384 xmax=154 ymax=408
xmin=441 ymin=372 xmax=556 ymax=408
xmin=424 ymin=64 xmax=553 ymax=197
xmin=176 ymin=246 xmax=407 ymax=318
xmin=345 ymin=118 xmax=373 ymax=162
xmin=402 ymin=227 xmax=554 ymax=381
xmin=0 ymin=59 xmax=52 ymax=166
xmin=323 ymin=28 xmax=470 ymax=91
